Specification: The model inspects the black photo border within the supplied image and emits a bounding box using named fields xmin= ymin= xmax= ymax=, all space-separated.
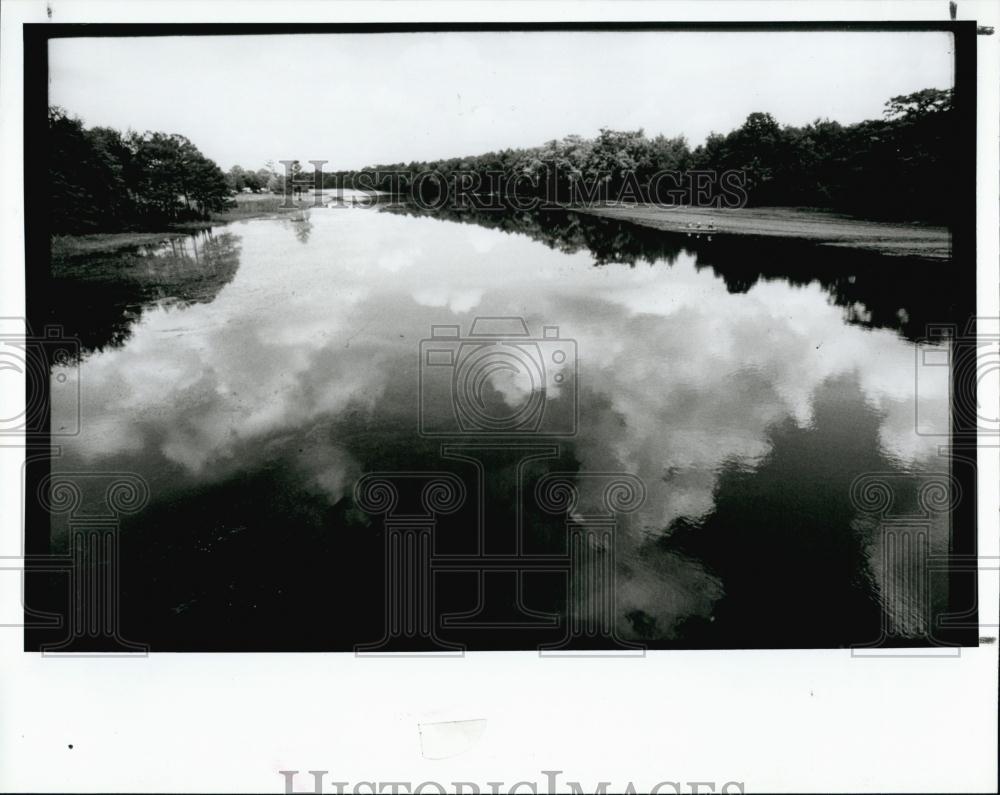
xmin=21 ymin=20 xmax=980 ymax=652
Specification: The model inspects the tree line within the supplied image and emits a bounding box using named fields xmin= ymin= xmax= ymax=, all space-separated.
xmin=48 ymin=107 xmax=237 ymax=233
xmin=317 ymin=87 xmax=956 ymax=222
xmin=50 ymin=87 xmax=955 ymax=233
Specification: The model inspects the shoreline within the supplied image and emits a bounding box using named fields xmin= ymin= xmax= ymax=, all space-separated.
xmin=50 ymin=195 xmax=305 ymax=259
xmin=51 ymin=200 xmax=953 ymax=261
xmin=573 ymin=204 xmax=951 ymax=259
xmin=50 ymin=191 xmax=389 ymax=259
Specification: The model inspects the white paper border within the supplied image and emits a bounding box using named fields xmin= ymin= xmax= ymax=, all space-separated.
xmin=1 ymin=2 xmax=997 ymax=792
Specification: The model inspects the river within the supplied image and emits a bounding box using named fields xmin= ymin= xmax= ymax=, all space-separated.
xmin=39 ymin=203 xmax=966 ymax=651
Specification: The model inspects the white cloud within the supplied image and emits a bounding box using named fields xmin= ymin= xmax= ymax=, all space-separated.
xmin=49 ymin=31 xmax=953 ymax=171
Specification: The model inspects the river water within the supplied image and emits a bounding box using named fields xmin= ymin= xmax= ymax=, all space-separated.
xmin=41 ymin=203 xmax=964 ymax=650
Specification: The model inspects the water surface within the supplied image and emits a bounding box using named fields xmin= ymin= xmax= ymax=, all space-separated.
xmin=39 ymin=205 xmax=964 ymax=650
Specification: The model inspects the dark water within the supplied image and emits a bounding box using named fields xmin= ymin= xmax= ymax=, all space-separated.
xmin=36 ymin=205 xmax=970 ymax=651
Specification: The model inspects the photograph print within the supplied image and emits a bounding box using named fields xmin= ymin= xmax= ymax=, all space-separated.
xmin=21 ymin=23 xmax=981 ymax=653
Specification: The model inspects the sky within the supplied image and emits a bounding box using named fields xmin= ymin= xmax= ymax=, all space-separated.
xmin=48 ymin=31 xmax=954 ymax=172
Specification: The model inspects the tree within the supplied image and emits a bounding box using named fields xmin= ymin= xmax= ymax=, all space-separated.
xmin=48 ymin=107 xmax=234 ymax=231
xmin=884 ymin=88 xmax=953 ymax=121
xmin=187 ymin=157 xmax=232 ymax=215
xmin=226 ymin=165 xmax=247 ymax=192
xmin=48 ymin=107 xmax=114 ymax=231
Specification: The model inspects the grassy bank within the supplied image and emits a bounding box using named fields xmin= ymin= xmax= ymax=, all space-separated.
xmin=51 ymin=194 xmax=299 ymax=259
xmin=575 ymin=204 xmax=951 ymax=259
xmin=51 ymin=197 xmax=953 ymax=261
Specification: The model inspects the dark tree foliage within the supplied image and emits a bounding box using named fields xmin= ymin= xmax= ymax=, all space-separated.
xmin=689 ymin=88 xmax=956 ymax=220
xmin=48 ymin=107 xmax=233 ymax=233
xmin=324 ymin=87 xmax=955 ymax=223
xmin=51 ymin=87 xmax=955 ymax=231
xmin=321 ymin=128 xmax=693 ymax=206
xmin=224 ymin=165 xmax=269 ymax=194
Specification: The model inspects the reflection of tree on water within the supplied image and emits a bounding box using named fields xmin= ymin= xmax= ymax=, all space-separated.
xmin=285 ymin=214 xmax=313 ymax=244
xmin=385 ymin=202 xmax=685 ymax=267
xmin=385 ymin=202 xmax=961 ymax=342
xmin=49 ymin=229 xmax=242 ymax=356
xmin=688 ymin=236 xmax=962 ymax=343
xmin=658 ymin=372 xmax=953 ymax=648
xmin=66 ymin=366 xmax=961 ymax=651
xmin=91 ymin=400 xmax=593 ymax=651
